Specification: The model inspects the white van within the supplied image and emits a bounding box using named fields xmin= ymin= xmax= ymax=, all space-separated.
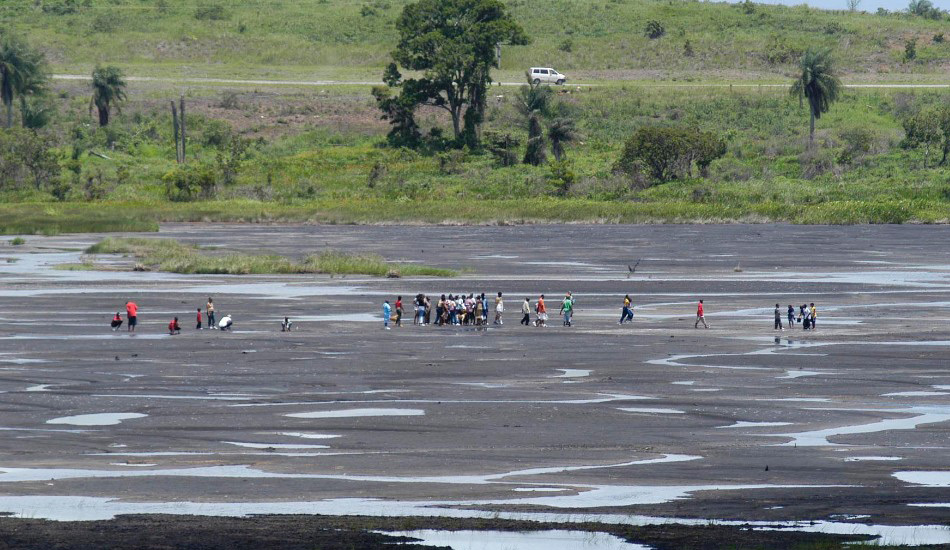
xmin=529 ymin=67 xmax=567 ymax=85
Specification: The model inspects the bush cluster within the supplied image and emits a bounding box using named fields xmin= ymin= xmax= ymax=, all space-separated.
xmin=614 ymin=126 xmax=726 ymax=184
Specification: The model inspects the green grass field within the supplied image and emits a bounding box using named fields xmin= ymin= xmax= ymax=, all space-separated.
xmin=3 ymin=0 xmax=950 ymax=80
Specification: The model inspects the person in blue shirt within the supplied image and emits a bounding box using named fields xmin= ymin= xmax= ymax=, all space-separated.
xmin=383 ymin=300 xmax=392 ymax=330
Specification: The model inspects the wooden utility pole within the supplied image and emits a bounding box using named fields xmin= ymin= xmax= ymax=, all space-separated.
xmin=179 ymin=95 xmax=186 ymax=162
xmin=171 ymin=101 xmax=181 ymax=163
xmin=170 ymin=96 xmax=187 ymax=164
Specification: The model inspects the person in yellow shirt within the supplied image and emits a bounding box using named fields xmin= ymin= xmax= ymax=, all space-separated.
xmin=620 ymin=295 xmax=634 ymax=324
xmin=810 ymin=303 xmax=817 ymax=330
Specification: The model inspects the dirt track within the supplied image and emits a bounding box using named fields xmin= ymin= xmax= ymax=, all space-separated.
xmin=0 ymin=224 xmax=948 ymax=548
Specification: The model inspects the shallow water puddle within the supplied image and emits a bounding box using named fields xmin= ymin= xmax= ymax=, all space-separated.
xmin=46 ymin=413 xmax=146 ymax=426
xmin=285 ymin=408 xmax=425 ymax=419
xmin=380 ymin=529 xmax=649 ymax=549
xmin=223 ymin=442 xmax=330 ymax=450
xmin=777 ymin=370 xmax=829 ymax=380
xmin=882 ymin=391 xmax=950 ymax=397
xmin=616 ymin=408 xmax=685 ymax=415
xmin=4 ymin=494 xmax=945 ymax=546
xmin=92 ymin=393 xmax=258 ymax=401
xmin=716 ymin=422 xmax=793 ymax=429
xmin=276 ymin=432 xmax=341 ymax=440
xmin=554 ymin=369 xmax=591 ymax=378
xmin=765 ymin=408 xmax=950 ymax=446
xmin=25 ymin=384 xmax=54 ymax=392
xmin=842 ymin=456 xmax=902 ymax=462
xmin=0 ymin=455 xmax=699 ymax=487
xmin=893 ymin=471 xmax=950 ymax=487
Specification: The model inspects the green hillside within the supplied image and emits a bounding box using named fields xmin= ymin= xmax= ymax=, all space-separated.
xmin=2 ymin=0 xmax=950 ymax=80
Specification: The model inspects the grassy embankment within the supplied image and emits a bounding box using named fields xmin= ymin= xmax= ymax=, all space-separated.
xmin=71 ymin=237 xmax=457 ymax=276
xmin=3 ymin=82 xmax=950 ymax=232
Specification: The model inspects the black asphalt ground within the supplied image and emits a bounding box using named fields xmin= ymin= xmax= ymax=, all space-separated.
xmin=0 ymin=224 xmax=948 ymax=548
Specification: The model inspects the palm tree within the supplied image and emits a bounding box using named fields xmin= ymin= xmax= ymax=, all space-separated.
xmin=523 ymin=112 xmax=546 ymax=166
xmin=790 ymin=48 xmax=841 ymax=145
xmin=515 ymin=71 xmax=553 ymax=119
xmin=548 ymin=118 xmax=578 ymax=161
xmin=0 ymin=36 xmax=46 ymax=128
xmin=90 ymin=66 xmax=127 ymax=127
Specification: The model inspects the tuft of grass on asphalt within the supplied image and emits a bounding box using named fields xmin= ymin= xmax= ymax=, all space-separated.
xmin=84 ymin=237 xmax=457 ymax=277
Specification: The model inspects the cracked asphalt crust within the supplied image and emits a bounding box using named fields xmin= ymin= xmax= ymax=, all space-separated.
xmin=0 ymin=224 xmax=949 ymax=548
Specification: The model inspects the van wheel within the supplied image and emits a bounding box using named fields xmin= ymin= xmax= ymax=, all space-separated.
xmin=533 ymin=78 xmax=541 ymax=85
xmin=556 ymin=79 xmax=564 ymax=85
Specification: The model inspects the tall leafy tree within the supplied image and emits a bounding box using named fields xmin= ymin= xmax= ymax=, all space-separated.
xmin=90 ymin=66 xmax=127 ymax=127
xmin=790 ymin=48 xmax=841 ymax=145
xmin=379 ymin=0 xmax=529 ymax=148
xmin=0 ymin=36 xmax=47 ymax=128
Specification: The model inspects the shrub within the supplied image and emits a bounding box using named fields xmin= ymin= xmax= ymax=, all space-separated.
xmin=201 ymin=119 xmax=234 ymax=148
xmin=218 ymin=91 xmax=241 ymax=110
xmin=904 ymin=38 xmax=917 ymax=61
xmin=799 ymin=148 xmax=835 ymax=179
xmin=437 ymin=149 xmax=467 ymax=175
xmin=215 ymin=137 xmax=251 ymax=186
xmin=765 ymin=34 xmax=801 ymax=65
xmin=91 ymin=14 xmax=117 ymax=33
xmin=837 ymin=124 xmax=878 ymax=164
xmin=547 ymin=160 xmax=576 ymax=196
xmin=19 ymin=96 xmax=56 ymax=129
xmin=934 ymin=33 xmax=945 ymax=43
xmin=0 ymin=128 xmax=61 ymax=192
xmin=10 ymin=237 xmax=25 ymax=246
xmin=908 ymin=0 xmax=944 ymax=20
xmin=558 ymin=39 xmax=573 ymax=53
xmin=683 ymin=39 xmax=694 ymax=57
xmin=645 ymin=20 xmax=665 ymax=39
xmin=194 ymin=5 xmax=229 ymax=20
xmin=823 ymin=22 xmax=846 ymax=35
xmin=484 ymin=132 xmax=520 ymax=167
xmin=163 ymin=164 xmax=217 ymax=202
xmin=614 ymin=126 xmax=726 ymax=184
xmin=41 ymin=0 xmax=80 ymax=15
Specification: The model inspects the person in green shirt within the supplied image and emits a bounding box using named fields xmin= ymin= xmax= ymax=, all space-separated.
xmin=560 ymin=292 xmax=574 ymax=327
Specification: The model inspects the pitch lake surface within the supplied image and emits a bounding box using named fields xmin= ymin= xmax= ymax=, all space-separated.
xmin=1 ymin=224 xmax=950 ymax=547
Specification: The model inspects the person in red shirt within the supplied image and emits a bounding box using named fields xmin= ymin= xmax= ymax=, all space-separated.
xmin=125 ymin=301 xmax=138 ymax=332
xmin=394 ymin=296 xmax=403 ymax=327
xmin=196 ymin=308 xmax=203 ymax=330
xmin=694 ymin=299 xmax=708 ymax=329
xmin=111 ymin=312 xmax=123 ymax=332
xmin=168 ymin=317 xmax=181 ymax=335
xmin=536 ymin=294 xmax=547 ymax=327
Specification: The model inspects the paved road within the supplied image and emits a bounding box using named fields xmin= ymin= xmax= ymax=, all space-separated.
xmin=52 ymin=73 xmax=950 ymax=88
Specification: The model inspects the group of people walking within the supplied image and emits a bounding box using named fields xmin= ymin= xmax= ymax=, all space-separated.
xmin=775 ymin=303 xmax=818 ymax=331
xmin=106 ymin=295 xmax=821 ymax=335
xmin=382 ymin=292 xmax=577 ymax=329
